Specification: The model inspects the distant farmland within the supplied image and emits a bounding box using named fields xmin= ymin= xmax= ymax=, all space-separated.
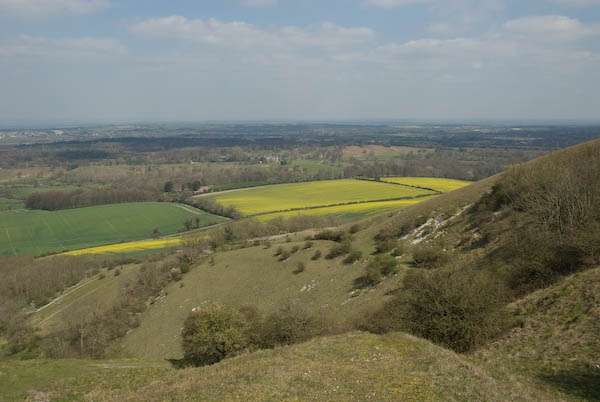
xmin=204 ymin=178 xmax=468 ymax=219
xmin=0 ymin=202 xmax=225 ymax=257
xmin=381 ymin=177 xmax=471 ymax=193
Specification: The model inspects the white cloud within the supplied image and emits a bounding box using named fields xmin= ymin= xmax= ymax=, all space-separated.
xmin=129 ymin=17 xmax=376 ymax=50
xmin=0 ymin=0 xmax=109 ymax=17
xmin=242 ymin=0 xmax=277 ymax=7
xmin=0 ymin=35 xmax=127 ymax=58
xmin=503 ymin=15 xmax=600 ymax=41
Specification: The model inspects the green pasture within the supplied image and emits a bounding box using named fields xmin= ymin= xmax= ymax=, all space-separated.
xmin=0 ymin=202 xmax=225 ymax=257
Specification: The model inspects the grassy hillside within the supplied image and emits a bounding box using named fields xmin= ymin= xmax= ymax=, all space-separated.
xmin=0 ymin=333 xmax=557 ymax=402
xmin=475 ymin=267 xmax=600 ymax=401
xmin=0 ymin=202 xmax=225 ymax=256
xmin=118 ymin=236 xmax=406 ymax=359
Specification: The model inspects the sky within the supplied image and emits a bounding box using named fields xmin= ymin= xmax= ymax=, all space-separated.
xmin=1 ymin=0 xmax=600 ymax=125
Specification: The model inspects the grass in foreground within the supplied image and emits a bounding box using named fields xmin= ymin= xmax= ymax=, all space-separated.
xmin=2 ymin=332 xmax=558 ymax=401
xmin=0 ymin=202 xmax=224 ymax=257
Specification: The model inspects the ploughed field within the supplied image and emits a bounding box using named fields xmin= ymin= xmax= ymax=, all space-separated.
xmin=205 ymin=177 xmax=470 ymax=221
xmin=0 ymin=202 xmax=225 ymax=257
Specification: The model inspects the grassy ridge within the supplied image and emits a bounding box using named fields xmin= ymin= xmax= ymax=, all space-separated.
xmin=0 ymin=202 xmax=225 ymax=257
xmin=0 ymin=333 xmax=557 ymax=401
xmin=206 ymin=179 xmax=436 ymax=215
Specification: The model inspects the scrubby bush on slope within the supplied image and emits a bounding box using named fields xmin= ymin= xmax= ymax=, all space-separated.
xmin=182 ymin=303 xmax=250 ymax=366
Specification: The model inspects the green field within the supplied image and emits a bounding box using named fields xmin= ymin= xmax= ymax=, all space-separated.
xmin=0 ymin=202 xmax=225 ymax=257
xmin=204 ymin=179 xmax=436 ymax=216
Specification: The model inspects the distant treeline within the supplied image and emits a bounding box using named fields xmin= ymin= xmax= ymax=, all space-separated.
xmin=25 ymin=188 xmax=157 ymax=211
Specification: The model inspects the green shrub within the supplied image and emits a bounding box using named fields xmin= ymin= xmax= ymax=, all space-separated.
xmin=326 ymin=241 xmax=351 ymax=259
xmin=278 ymin=250 xmax=291 ymax=261
xmin=303 ymin=241 xmax=313 ymax=249
xmin=314 ymin=229 xmax=348 ymax=243
xmin=180 ymin=263 xmax=191 ymax=274
xmin=349 ymin=224 xmax=361 ymax=234
xmin=294 ymin=262 xmax=306 ymax=274
xmin=366 ymin=268 xmax=510 ymax=353
xmin=290 ymin=245 xmax=300 ymax=254
xmin=375 ymin=238 xmax=397 ymax=254
xmin=343 ymin=249 xmax=362 ymax=264
xmin=182 ymin=303 xmax=250 ymax=366
xmin=261 ymin=305 xmax=319 ymax=348
xmin=311 ymin=250 xmax=322 ymax=260
xmin=412 ymin=242 xmax=450 ymax=268
xmin=364 ymin=255 xmax=398 ymax=284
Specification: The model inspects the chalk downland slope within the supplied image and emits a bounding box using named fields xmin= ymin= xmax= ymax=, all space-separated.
xmin=475 ymin=266 xmax=600 ymax=401
xmin=5 ymin=333 xmax=557 ymax=402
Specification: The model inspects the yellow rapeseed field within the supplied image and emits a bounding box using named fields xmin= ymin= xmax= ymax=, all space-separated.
xmin=382 ymin=177 xmax=471 ymax=193
xmin=256 ymin=196 xmax=436 ymax=222
xmin=59 ymin=237 xmax=182 ymax=256
xmin=207 ymin=179 xmax=435 ymax=215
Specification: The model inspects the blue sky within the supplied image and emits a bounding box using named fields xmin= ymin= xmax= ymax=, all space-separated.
xmin=1 ymin=0 xmax=600 ymax=124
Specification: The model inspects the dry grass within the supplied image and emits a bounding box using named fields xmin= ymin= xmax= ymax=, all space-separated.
xmin=474 ymin=267 xmax=600 ymax=401
xmin=92 ymin=332 xmax=556 ymax=401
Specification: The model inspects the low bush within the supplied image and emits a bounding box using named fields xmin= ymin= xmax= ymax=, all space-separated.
xmin=279 ymin=250 xmax=291 ymax=261
xmin=260 ymin=305 xmax=320 ymax=348
xmin=349 ymin=224 xmax=361 ymax=234
xmin=294 ymin=262 xmax=306 ymax=274
xmin=375 ymin=238 xmax=398 ymax=254
xmin=364 ymin=254 xmax=398 ymax=284
xmin=311 ymin=250 xmax=322 ymax=260
xmin=314 ymin=229 xmax=348 ymax=243
xmin=326 ymin=241 xmax=351 ymax=259
xmin=182 ymin=303 xmax=250 ymax=366
xmin=365 ymin=268 xmax=510 ymax=353
xmin=343 ymin=249 xmax=362 ymax=264
xmin=180 ymin=263 xmax=191 ymax=274
xmin=412 ymin=242 xmax=450 ymax=268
